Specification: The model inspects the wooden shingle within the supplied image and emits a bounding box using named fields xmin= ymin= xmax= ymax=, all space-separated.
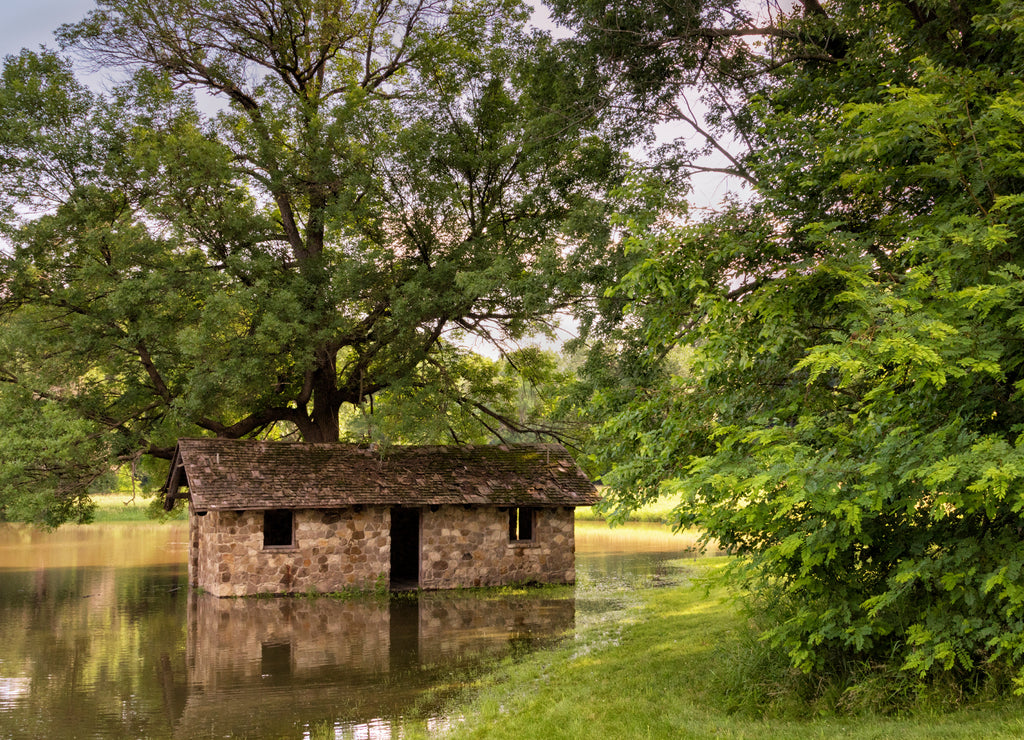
xmin=163 ymin=438 xmax=599 ymax=512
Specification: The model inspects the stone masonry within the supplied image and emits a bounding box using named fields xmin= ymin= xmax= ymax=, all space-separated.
xmin=190 ymin=506 xmax=389 ymax=597
xmin=187 ymin=503 xmax=577 ymax=595
xmin=418 ymin=505 xmax=576 ymax=589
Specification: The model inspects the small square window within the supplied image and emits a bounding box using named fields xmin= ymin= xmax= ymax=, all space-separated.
xmin=264 ymin=509 xmax=294 ymax=548
xmin=508 ymin=507 xmax=535 ymax=542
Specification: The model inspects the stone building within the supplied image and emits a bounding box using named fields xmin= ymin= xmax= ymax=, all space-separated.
xmin=162 ymin=438 xmax=599 ymax=596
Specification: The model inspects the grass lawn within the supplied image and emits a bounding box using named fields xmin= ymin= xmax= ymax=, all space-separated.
xmin=575 ymin=491 xmax=685 ymax=524
xmin=413 ymin=560 xmax=1024 ymax=740
xmin=89 ymin=492 xmax=185 ymax=523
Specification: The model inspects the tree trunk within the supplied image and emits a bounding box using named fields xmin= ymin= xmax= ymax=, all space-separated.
xmin=304 ymin=349 xmax=342 ymax=443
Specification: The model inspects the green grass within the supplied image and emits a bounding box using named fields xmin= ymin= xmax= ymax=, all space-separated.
xmin=89 ymin=493 xmax=185 ymax=523
xmin=575 ymin=491 xmax=685 ymax=524
xmin=409 ymin=560 xmax=1024 ymax=740
xmin=575 ymin=519 xmax=709 ymax=556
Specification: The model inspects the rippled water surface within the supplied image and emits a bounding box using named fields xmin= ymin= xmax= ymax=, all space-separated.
xmin=0 ymin=521 xmax=703 ymax=739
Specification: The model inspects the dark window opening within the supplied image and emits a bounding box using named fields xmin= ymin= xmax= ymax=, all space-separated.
xmin=264 ymin=509 xmax=294 ymax=548
xmin=509 ymin=507 xmax=535 ymax=542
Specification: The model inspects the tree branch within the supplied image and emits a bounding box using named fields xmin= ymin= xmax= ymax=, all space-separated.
xmin=196 ymin=406 xmax=309 ymax=439
xmin=136 ymin=341 xmax=174 ymax=404
xmin=672 ymin=98 xmax=757 ymax=187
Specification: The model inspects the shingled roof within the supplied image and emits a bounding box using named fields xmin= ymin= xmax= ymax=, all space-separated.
xmin=163 ymin=438 xmax=599 ymax=512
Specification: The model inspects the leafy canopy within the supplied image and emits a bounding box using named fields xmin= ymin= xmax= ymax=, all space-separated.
xmin=0 ymin=0 xmax=621 ymax=524
xmin=563 ymin=0 xmax=1024 ymax=696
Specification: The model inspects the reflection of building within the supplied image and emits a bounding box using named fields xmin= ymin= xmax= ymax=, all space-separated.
xmin=174 ymin=591 xmax=575 ymax=738
xmin=416 ymin=594 xmax=575 ymax=665
xmin=186 ymin=593 xmax=390 ymax=690
xmin=163 ymin=439 xmax=598 ymax=596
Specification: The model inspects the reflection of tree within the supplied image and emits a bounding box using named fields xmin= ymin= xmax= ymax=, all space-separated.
xmin=0 ymin=564 xmax=189 ymax=739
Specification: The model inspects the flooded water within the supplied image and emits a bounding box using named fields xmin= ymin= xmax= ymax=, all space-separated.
xmin=0 ymin=521 xmax=705 ymax=739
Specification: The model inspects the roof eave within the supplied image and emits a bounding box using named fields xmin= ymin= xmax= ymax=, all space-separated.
xmin=161 ymin=445 xmax=189 ymax=511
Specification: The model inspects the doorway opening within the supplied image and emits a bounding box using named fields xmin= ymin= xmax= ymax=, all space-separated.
xmin=390 ymin=507 xmax=420 ymax=590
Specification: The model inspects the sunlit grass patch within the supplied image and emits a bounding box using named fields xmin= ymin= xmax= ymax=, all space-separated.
xmin=89 ymin=493 xmax=185 ymax=523
xmin=576 ymin=491 xmax=686 ymax=524
xmin=410 ymin=559 xmax=1024 ymax=740
xmin=575 ymin=520 xmax=717 ymax=556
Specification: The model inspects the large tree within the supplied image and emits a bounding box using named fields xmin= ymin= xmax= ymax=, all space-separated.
xmin=558 ymin=0 xmax=1024 ymax=697
xmin=0 ymin=0 xmax=620 ymax=524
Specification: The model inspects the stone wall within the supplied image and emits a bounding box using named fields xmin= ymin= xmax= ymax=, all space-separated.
xmin=188 ymin=503 xmax=578 ymax=596
xmin=190 ymin=506 xmax=389 ymax=597
xmin=419 ymin=506 xmax=576 ymax=589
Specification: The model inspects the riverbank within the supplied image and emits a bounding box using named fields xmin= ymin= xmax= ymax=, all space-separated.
xmin=413 ymin=560 xmax=1024 ymax=740
xmin=91 ymin=490 xmax=672 ymax=527
xmin=50 ymin=503 xmax=1024 ymax=737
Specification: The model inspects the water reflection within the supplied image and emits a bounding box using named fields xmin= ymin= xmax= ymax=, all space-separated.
xmin=179 ymin=592 xmax=574 ymax=738
xmin=0 ymin=524 xmax=586 ymax=739
xmin=0 ymin=522 xmax=189 ymax=570
xmin=0 ymin=521 xmax=701 ymax=739
xmin=0 ymin=562 xmax=189 ymax=739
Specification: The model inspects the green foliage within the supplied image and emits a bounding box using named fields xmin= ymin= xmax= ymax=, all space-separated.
xmin=0 ymin=383 xmax=101 ymax=525
xmin=568 ymin=0 xmax=1024 ymax=698
xmin=0 ymin=0 xmax=623 ymax=523
xmin=339 ymin=344 xmax=583 ymax=446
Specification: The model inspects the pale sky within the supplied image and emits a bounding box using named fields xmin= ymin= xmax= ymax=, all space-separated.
xmin=0 ymin=1 xmax=96 ymax=58
xmin=0 ymin=0 xmax=567 ymax=59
